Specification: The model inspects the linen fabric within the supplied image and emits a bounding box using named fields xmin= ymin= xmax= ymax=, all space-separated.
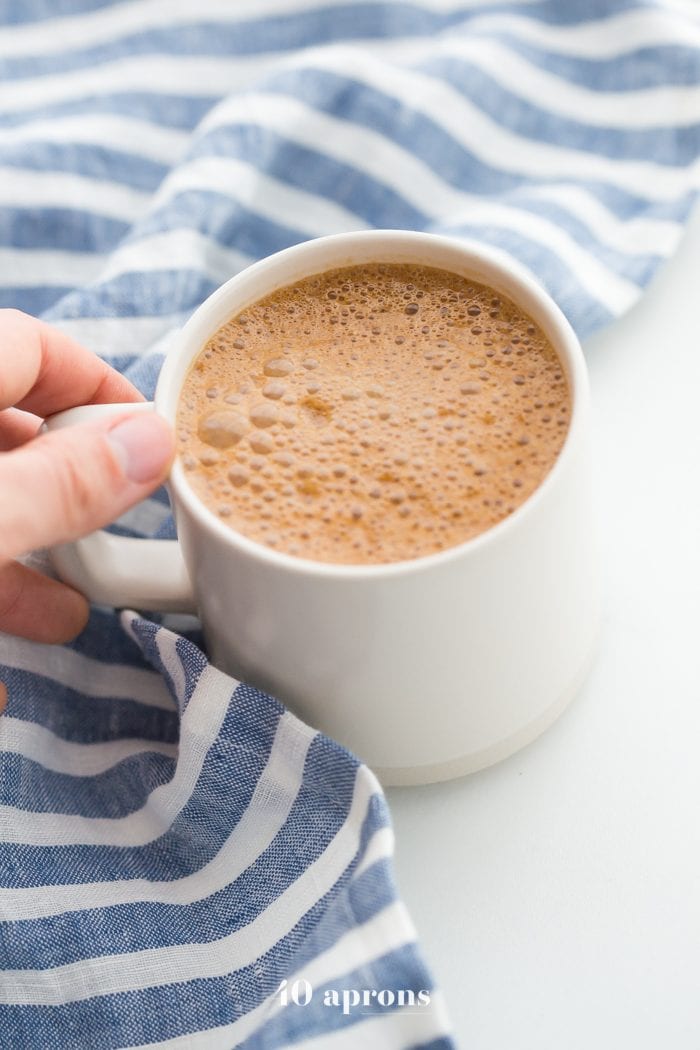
xmin=1 ymin=1 xmax=699 ymax=1047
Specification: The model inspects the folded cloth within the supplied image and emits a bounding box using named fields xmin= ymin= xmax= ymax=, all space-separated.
xmin=0 ymin=1 xmax=698 ymax=1046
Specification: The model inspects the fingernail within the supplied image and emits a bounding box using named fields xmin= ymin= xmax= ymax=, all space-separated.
xmin=107 ymin=413 xmax=174 ymax=483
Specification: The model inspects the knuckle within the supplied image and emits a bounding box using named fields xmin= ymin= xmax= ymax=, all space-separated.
xmin=36 ymin=431 xmax=124 ymax=536
xmin=45 ymin=446 xmax=92 ymax=533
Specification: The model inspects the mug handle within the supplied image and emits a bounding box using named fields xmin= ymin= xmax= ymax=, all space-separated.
xmin=45 ymin=402 xmax=196 ymax=613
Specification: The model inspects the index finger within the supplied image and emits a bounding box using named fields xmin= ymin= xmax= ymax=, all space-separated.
xmin=0 ymin=309 xmax=143 ymax=417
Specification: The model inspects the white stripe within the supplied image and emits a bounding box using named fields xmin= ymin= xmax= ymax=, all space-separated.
xmin=131 ymin=898 xmax=422 ymax=1049
xmin=0 ymin=247 xmax=103 ymax=287
xmin=305 ymin=46 xmax=700 ymax=201
xmin=0 ymin=9 xmax=693 ymax=119
xmin=0 ymin=765 xmax=379 ymax=1004
xmin=0 ymin=114 xmax=188 ymax=166
xmin=0 ymin=711 xmax=314 ymax=920
xmin=155 ymin=626 xmax=187 ymax=707
xmin=0 ymin=660 xmax=232 ymax=845
xmin=0 ymin=716 xmax=177 ymax=777
xmin=136 ymin=326 xmax=188 ymax=360
xmin=0 ymin=40 xmax=444 ymax=119
xmin=443 ymin=201 xmax=639 ymax=312
xmin=200 ymin=92 xmax=645 ymax=302
xmin=51 ymin=315 xmax=182 ymax=356
xmin=199 ymin=88 xmax=484 ymax=217
xmin=0 ymin=0 xmax=540 ymax=58
xmin=0 ymin=634 xmax=174 ymax=709
xmin=151 ymin=154 xmax=369 ymax=238
xmin=353 ymin=825 xmax=395 ymax=880
xmin=1 ymin=30 xmax=693 ymax=209
xmin=660 ymin=0 xmax=700 ymax=19
xmin=204 ymin=91 xmax=682 ymax=257
xmin=99 ymin=228 xmax=251 ymax=285
xmin=5 ymin=141 xmax=666 ymax=308
xmin=521 ymin=183 xmax=681 ymax=258
xmin=0 ymin=166 xmax=148 ymax=221
xmin=0 ymin=55 xmax=253 ymax=112
xmin=467 ymin=7 xmax=700 ymax=58
xmin=439 ymin=35 xmax=700 ymax=128
xmin=0 ymin=33 xmax=511 ymax=117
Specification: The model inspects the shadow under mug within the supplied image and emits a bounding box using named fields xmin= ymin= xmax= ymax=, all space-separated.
xmin=49 ymin=230 xmax=600 ymax=786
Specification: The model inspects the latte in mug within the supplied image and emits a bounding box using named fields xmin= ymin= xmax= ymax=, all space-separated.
xmin=176 ymin=262 xmax=570 ymax=564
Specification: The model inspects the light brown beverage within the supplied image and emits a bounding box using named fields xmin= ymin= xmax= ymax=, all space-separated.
xmin=176 ymin=263 xmax=570 ymax=564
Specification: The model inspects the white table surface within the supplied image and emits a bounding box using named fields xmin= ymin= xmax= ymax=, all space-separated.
xmin=387 ymin=203 xmax=700 ymax=1049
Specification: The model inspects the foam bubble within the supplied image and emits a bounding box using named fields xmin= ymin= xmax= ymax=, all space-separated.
xmin=250 ymin=403 xmax=278 ymax=428
xmin=264 ymin=358 xmax=294 ymax=377
xmin=250 ymin=432 xmax=274 ymax=454
xmin=198 ymin=450 xmax=220 ymax=466
xmin=263 ymin=381 xmax=286 ymax=400
xmin=198 ymin=410 xmax=248 ymax=448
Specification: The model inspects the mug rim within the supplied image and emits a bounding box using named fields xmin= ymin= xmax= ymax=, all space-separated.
xmin=157 ymin=229 xmax=589 ymax=580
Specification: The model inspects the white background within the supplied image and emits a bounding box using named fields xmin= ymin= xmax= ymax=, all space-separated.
xmin=388 ymin=204 xmax=700 ymax=1049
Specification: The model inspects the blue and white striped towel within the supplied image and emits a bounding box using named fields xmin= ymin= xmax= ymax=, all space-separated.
xmin=1 ymin=2 xmax=699 ymax=1047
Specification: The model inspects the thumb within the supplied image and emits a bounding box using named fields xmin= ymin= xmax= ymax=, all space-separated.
xmin=0 ymin=411 xmax=175 ymax=561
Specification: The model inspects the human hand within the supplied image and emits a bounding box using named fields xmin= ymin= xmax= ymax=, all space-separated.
xmin=0 ymin=310 xmax=175 ymax=713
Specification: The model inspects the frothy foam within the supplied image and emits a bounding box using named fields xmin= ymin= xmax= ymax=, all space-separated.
xmin=176 ymin=263 xmax=570 ymax=564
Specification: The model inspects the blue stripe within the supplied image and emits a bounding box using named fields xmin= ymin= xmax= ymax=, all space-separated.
xmin=568 ymin=182 xmax=697 ymax=223
xmin=0 ymin=206 xmax=127 ymax=251
xmin=0 ymin=666 xmax=179 ymax=749
xmin=276 ymin=794 xmax=395 ymax=974
xmin=195 ymin=123 xmax=683 ymax=275
xmin=2 ymin=6 xmax=694 ymax=90
xmin=43 ymin=268 xmax=219 ymax=321
xmin=0 ymin=92 xmax=216 ymax=131
xmin=0 ymin=0 xmax=117 ymax=24
xmin=425 ymin=55 xmax=700 ymax=162
xmin=67 ymin=606 xmax=171 ymax=670
xmin=410 ymin=1041 xmax=456 ymax=1050
xmin=0 ymin=750 xmax=175 ymax=817
xmin=0 ymin=761 xmax=377 ymax=973
xmin=433 ymin=219 xmax=619 ymax=335
xmin=118 ymin=354 xmax=166 ymax=400
xmin=0 ymin=683 xmax=288 ymax=887
xmin=0 ymin=141 xmax=168 ymax=192
xmin=247 ymin=941 xmax=439 ymax=1047
xmin=175 ymin=636 xmax=208 ymax=713
xmin=125 ymin=621 xmax=206 ymax=713
xmin=6 ymin=0 xmax=649 ymax=82
xmin=153 ymin=513 xmax=178 ymax=541
xmin=481 ymin=37 xmax=700 ymax=91
xmin=266 ymin=66 xmax=531 ymax=197
xmin=0 ymin=823 xmax=392 ymax=1050
xmin=43 ymin=200 xmax=321 ymax=322
xmin=484 ymin=0 xmax=666 ymax=23
xmin=0 ymin=285 xmax=77 ymax=315
xmin=116 ymin=189 xmax=314 ymax=257
xmin=0 ymin=5 xmax=491 ymax=79
xmin=511 ymin=185 xmax=694 ymax=236
xmin=195 ymin=124 xmax=427 ymax=229
xmin=494 ymin=196 xmax=667 ymax=276
xmin=258 ymin=67 xmax=677 ymax=212
xmin=0 ymin=867 xmax=399 ymax=1049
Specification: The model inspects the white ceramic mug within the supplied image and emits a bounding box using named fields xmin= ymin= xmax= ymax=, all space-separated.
xmin=49 ymin=230 xmax=599 ymax=786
